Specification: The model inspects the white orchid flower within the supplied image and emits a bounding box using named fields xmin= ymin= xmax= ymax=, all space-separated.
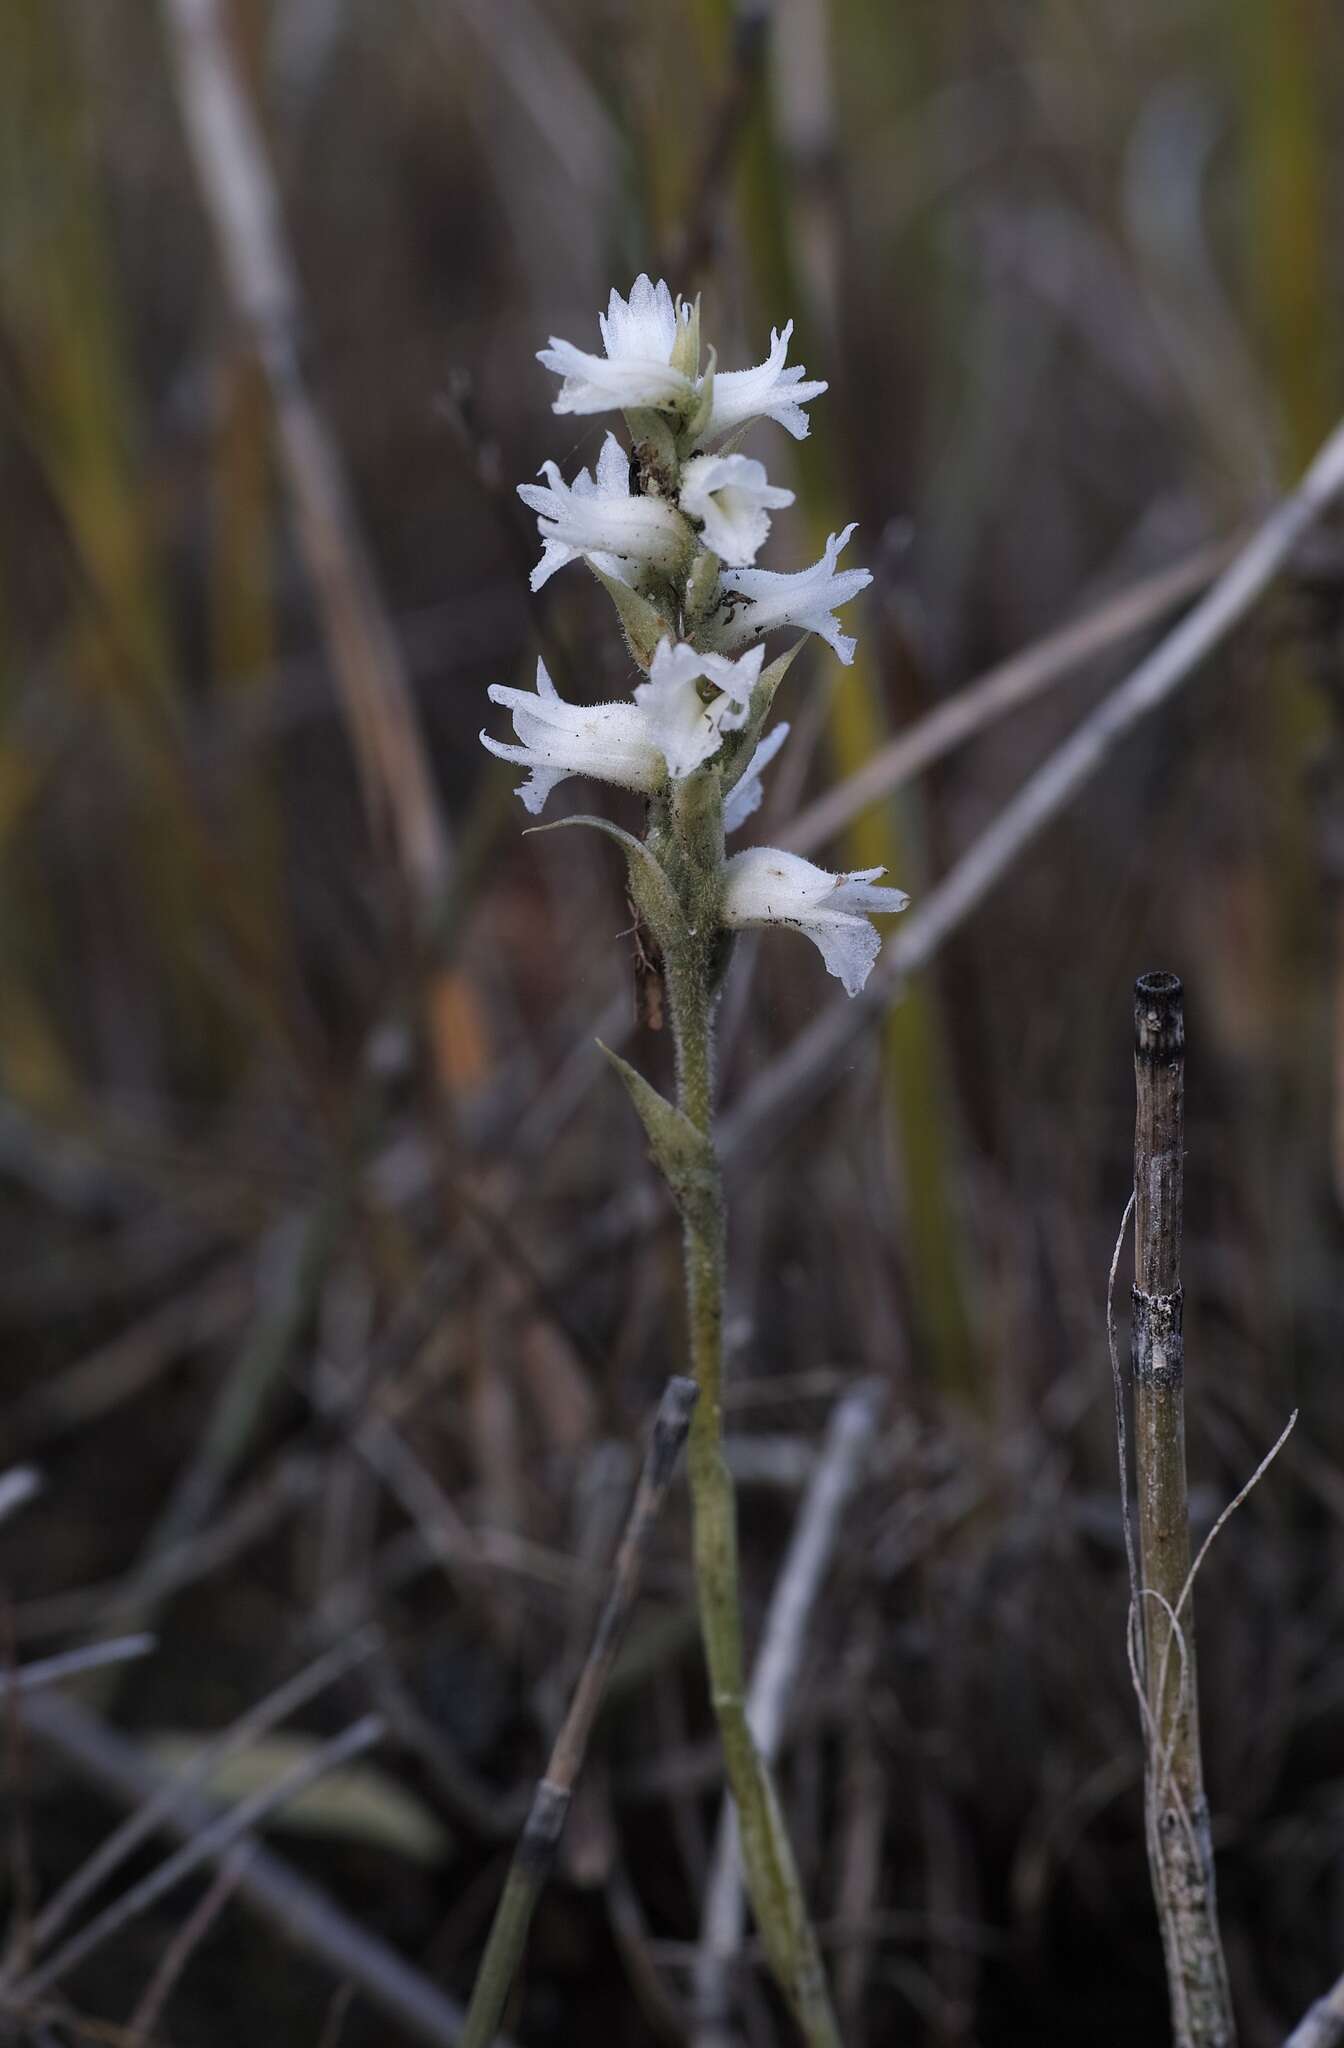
xmin=713 ymin=523 xmax=872 ymax=664
xmin=480 ymin=644 xmax=771 ymax=812
xmin=695 ymin=321 xmax=827 ymax=444
xmin=633 ymin=639 xmax=764 ymax=781
xmin=517 ymin=432 xmax=690 ymax=592
xmin=679 ymin=453 xmax=794 ymax=567
xmin=724 ymin=722 xmax=790 ymax=832
xmin=481 ymin=658 xmax=666 ymax=815
xmin=537 ymin=275 xmax=695 ymax=417
xmin=722 ymin=846 xmax=908 ymax=996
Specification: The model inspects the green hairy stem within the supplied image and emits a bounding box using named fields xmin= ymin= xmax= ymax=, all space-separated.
xmin=655 ymin=812 xmax=841 ymax=2048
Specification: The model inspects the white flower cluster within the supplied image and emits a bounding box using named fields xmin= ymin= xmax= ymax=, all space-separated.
xmin=481 ymin=277 xmax=907 ymax=995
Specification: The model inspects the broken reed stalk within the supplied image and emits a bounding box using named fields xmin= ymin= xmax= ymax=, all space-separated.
xmin=1131 ymin=971 xmax=1235 ymax=2048
xmin=460 ymin=1376 xmax=698 ymax=2048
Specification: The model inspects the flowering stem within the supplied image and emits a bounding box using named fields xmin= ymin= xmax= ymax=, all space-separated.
xmin=664 ymin=924 xmax=841 ymax=2048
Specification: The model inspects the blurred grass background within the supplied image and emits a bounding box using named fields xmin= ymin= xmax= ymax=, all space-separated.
xmin=2 ymin=0 xmax=1343 ymax=2042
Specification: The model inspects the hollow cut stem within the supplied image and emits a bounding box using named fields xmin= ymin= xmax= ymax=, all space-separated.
xmin=1132 ymin=971 xmax=1235 ymax=2048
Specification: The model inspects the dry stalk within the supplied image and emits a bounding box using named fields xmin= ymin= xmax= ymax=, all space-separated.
xmin=11 ymin=1715 xmax=385 ymax=2005
xmin=1285 ymin=1977 xmax=1344 ymax=2048
xmin=125 ymin=1842 xmax=253 ymax=2039
xmin=160 ymin=0 xmax=451 ymax=917
xmin=0 ymin=1635 xmax=156 ymax=1701
xmin=12 ymin=1630 xmax=376 ymax=1968
xmin=460 ymin=1377 xmax=698 ymax=2048
xmin=15 ymin=1686 xmax=476 ymax=2045
xmin=692 ymin=1380 xmax=884 ymax=2041
xmin=1131 ymin=971 xmax=1234 ymax=2048
xmin=0 ymin=1469 xmax=41 ymax=1525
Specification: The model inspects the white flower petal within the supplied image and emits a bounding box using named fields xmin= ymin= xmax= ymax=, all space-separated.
xmin=599 ymin=275 xmax=683 ymax=362
xmin=517 ymin=436 xmax=689 ymax=586
xmin=696 ymin=321 xmax=828 ymax=444
xmin=535 ymin=339 xmax=690 ymax=415
xmin=680 ymin=452 xmax=794 ymax=567
xmin=796 ymin=910 xmax=884 ymax=997
xmin=633 ymin=639 xmax=765 ymax=781
xmin=724 ymin=721 xmax=790 ymax=832
xmin=593 ymin=431 xmax=632 ymax=497
xmin=714 ymin=524 xmax=872 ymax=663
xmin=634 ymin=678 xmax=724 ymax=781
xmin=538 ymin=277 xmax=695 ymax=418
xmin=722 ymin=845 xmax=908 ymax=996
xmin=481 ymin=660 xmax=665 ymax=813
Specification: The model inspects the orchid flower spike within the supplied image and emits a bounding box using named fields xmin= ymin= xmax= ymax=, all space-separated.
xmin=722 ymin=846 xmax=909 ymax=996
xmin=538 ymin=275 xmax=694 ymax=418
xmin=517 ymin=432 xmax=690 ymax=591
xmin=633 ymin=639 xmax=764 ymax=781
xmin=480 ymin=659 xmax=666 ymax=815
xmin=695 ymin=320 xmax=828 ymax=445
xmin=712 ymin=524 xmax=872 ymax=665
xmin=679 ymin=453 xmax=794 ymax=567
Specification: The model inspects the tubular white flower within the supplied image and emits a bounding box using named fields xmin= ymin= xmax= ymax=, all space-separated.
xmin=480 ymin=658 xmax=664 ymax=815
xmin=724 ymin=722 xmax=790 ymax=832
xmin=696 ymin=321 xmax=827 ymax=444
xmin=721 ymin=846 xmax=908 ymax=996
xmin=713 ymin=523 xmax=872 ymax=664
xmin=517 ymin=433 xmax=690 ymax=591
xmin=537 ymin=275 xmax=695 ymax=417
xmin=632 ymin=639 xmax=765 ymax=781
xmin=679 ymin=453 xmax=794 ymax=567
